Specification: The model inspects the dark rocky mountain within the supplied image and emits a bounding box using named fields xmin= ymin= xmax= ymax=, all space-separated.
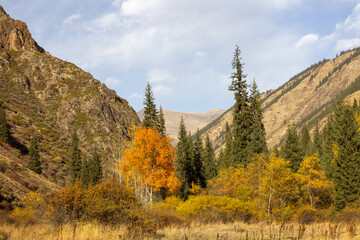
xmin=0 ymin=6 xmax=140 ymax=201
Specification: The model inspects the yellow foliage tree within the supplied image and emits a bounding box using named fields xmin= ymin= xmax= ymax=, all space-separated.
xmin=207 ymin=164 xmax=251 ymax=201
xmin=120 ymin=124 xmax=180 ymax=203
xmin=297 ymin=154 xmax=334 ymax=208
xmin=258 ymin=153 xmax=300 ymax=219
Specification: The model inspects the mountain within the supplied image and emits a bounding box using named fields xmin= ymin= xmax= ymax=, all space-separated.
xmin=0 ymin=6 xmax=140 ymax=201
xmin=200 ymin=48 xmax=360 ymax=152
xmin=137 ymin=108 xmax=225 ymax=143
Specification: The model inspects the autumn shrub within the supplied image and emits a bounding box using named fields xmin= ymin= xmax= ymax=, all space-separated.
xmin=85 ymin=179 xmax=156 ymax=234
xmin=10 ymin=191 xmax=47 ymax=225
xmin=295 ymin=205 xmax=319 ymax=224
xmin=48 ymin=180 xmax=87 ymax=224
xmin=337 ymin=200 xmax=360 ymax=222
xmin=150 ymin=196 xmax=188 ymax=229
xmin=177 ymin=195 xmax=255 ymax=223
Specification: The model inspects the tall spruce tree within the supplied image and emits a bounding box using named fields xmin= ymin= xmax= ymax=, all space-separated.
xmin=158 ymin=106 xmax=166 ymax=136
xmin=248 ymin=80 xmax=267 ymax=155
xmin=312 ymin=123 xmax=322 ymax=156
xmin=175 ymin=116 xmax=195 ymax=198
xmin=193 ymin=130 xmax=206 ymax=188
xmin=280 ymin=123 xmax=304 ymax=172
xmin=89 ymin=148 xmax=102 ymax=185
xmin=203 ymin=134 xmax=218 ymax=180
xmin=0 ymin=104 xmax=10 ymax=143
xmin=27 ymin=137 xmax=42 ymax=174
xmin=143 ymin=83 xmax=158 ymax=129
xmin=228 ymin=45 xmax=253 ymax=166
xmin=69 ymin=130 xmax=82 ymax=184
xmin=300 ymin=125 xmax=312 ymax=157
xmin=81 ymin=158 xmax=91 ymax=187
xmin=221 ymin=122 xmax=233 ymax=169
xmin=329 ymin=99 xmax=360 ymax=211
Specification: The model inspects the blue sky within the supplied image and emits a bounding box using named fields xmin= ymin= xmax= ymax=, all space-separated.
xmin=1 ymin=0 xmax=360 ymax=113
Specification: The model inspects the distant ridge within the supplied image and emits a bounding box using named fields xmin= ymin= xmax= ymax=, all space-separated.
xmin=137 ymin=108 xmax=225 ymax=143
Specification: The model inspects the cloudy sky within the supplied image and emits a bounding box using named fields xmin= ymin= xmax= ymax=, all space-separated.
xmin=1 ymin=0 xmax=360 ymax=112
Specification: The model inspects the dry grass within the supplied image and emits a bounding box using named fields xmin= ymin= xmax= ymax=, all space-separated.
xmin=1 ymin=221 xmax=360 ymax=240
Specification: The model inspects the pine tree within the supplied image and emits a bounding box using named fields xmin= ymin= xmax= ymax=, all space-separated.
xmin=157 ymin=106 xmax=166 ymax=136
xmin=203 ymin=134 xmax=217 ymax=180
xmin=193 ymin=129 xmax=206 ymax=188
xmin=89 ymin=148 xmax=102 ymax=185
xmin=248 ymin=80 xmax=267 ymax=155
xmin=312 ymin=123 xmax=322 ymax=156
xmin=300 ymin=125 xmax=312 ymax=157
xmin=175 ymin=116 xmax=195 ymax=198
xmin=0 ymin=104 xmax=10 ymax=143
xmin=81 ymin=158 xmax=91 ymax=187
xmin=27 ymin=137 xmax=42 ymax=174
xmin=142 ymin=83 xmax=158 ymax=129
xmin=228 ymin=45 xmax=253 ymax=166
xmin=221 ymin=122 xmax=233 ymax=169
xmin=280 ymin=123 xmax=304 ymax=172
xmin=329 ymin=99 xmax=360 ymax=211
xmin=69 ymin=130 xmax=82 ymax=184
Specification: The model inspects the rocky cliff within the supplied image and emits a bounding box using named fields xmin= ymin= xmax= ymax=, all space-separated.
xmin=0 ymin=6 xmax=140 ymax=200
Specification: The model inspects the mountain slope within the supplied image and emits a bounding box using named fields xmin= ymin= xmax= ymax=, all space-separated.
xmin=137 ymin=109 xmax=225 ymax=143
xmin=200 ymin=48 xmax=360 ymax=151
xmin=0 ymin=6 xmax=140 ymax=199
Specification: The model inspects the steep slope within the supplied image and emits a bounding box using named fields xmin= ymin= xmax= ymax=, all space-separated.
xmin=137 ymin=109 xmax=225 ymax=143
xmin=201 ymin=48 xmax=360 ymax=151
xmin=0 ymin=6 xmax=140 ymax=199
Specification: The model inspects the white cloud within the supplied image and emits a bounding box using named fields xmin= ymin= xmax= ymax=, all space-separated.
xmin=130 ymin=92 xmax=142 ymax=99
xmin=148 ymin=69 xmax=176 ymax=84
xmin=295 ymin=34 xmax=319 ymax=49
xmin=63 ymin=14 xmax=82 ymax=25
xmin=194 ymin=51 xmax=207 ymax=58
xmin=153 ymin=84 xmax=173 ymax=95
xmin=335 ymin=38 xmax=360 ymax=51
xmin=105 ymin=76 xmax=121 ymax=88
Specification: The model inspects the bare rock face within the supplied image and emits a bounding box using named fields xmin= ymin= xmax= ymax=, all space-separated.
xmin=0 ymin=6 xmax=140 ymax=199
xmin=0 ymin=6 xmax=43 ymax=52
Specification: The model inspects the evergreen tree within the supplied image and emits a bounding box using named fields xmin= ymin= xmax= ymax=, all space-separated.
xmin=300 ymin=125 xmax=312 ymax=157
xmin=157 ymin=106 xmax=166 ymax=136
xmin=142 ymin=83 xmax=158 ymax=129
xmin=27 ymin=137 xmax=42 ymax=174
xmin=329 ymin=99 xmax=360 ymax=211
xmin=221 ymin=122 xmax=233 ymax=169
xmin=228 ymin=45 xmax=253 ymax=166
xmin=0 ymin=104 xmax=10 ymax=143
xmin=248 ymin=80 xmax=267 ymax=155
xmin=203 ymin=134 xmax=218 ymax=180
xmin=89 ymin=148 xmax=102 ymax=185
xmin=193 ymin=130 xmax=206 ymax=188
xmin=280 ymin=123 xmax=304 ymax=172
xmin=81 ymin=158 xmax=91 ymax=187
xmin=175 ymin=116 xmax=195 ymax=198
xmin=69 ymin=130 xmax=82 ymax=184
xmin=312 ymin=123 xmax=322 ymax=156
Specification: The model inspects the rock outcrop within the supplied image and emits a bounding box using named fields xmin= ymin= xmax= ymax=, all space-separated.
xmin=0 ymin=6 xmax=140 ymax=199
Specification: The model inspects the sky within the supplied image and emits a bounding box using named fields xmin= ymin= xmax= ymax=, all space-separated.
xmin=1 ymin=0 xmax=360 ymax=113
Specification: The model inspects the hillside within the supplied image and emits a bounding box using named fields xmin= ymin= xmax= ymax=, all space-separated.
xmin=0 ymin=6 xmax=140 ymax=200
xmin=137 ymin=108 xmax=225 ymax=143
xmin=200 ymin=48 xmax=360 ymax=152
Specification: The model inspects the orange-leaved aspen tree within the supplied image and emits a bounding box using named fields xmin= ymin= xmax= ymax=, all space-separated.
xmin=120 ymin=123 xmax=180 ymax=203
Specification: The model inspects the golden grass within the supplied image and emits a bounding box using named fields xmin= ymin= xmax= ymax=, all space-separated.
xmin=1 ymin=221 xmax=360 ymax=240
